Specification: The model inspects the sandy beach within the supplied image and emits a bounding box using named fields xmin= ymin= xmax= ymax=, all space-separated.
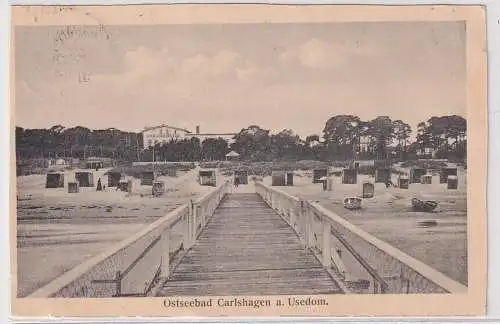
xmin=15 ymin=165 xmax=467 ymax=296
xmin=16 ymin=167 xmax=229 ymax=297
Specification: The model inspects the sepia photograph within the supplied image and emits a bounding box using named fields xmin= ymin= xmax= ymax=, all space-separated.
xmin=9 ymin=4 xmax=487 ymax=317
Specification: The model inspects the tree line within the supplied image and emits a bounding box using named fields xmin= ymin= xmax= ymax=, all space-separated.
xmin=15 ymin=114 xmax=466 ymax=163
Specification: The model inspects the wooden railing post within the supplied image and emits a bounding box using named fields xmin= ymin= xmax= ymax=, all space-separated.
xmin=186 ymin=201 xmax=196 ymax=249
xmin=322 ymin=218 xmax=332 ymax=266
xmin=161 ymin=229 xmax=170 ymax=279
xmin=289 ymin=203 xmax=296 ymax=230
xmin=304 ymin=203 xmax=313 ymax=248
xmin=297 ymin=200 xmax=305 ymax=244
xmin=200 ymin=204 xmax=206 ymax=227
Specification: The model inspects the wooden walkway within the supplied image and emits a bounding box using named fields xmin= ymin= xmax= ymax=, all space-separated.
xmin=157 ymin=192 xmax=342 ymax=296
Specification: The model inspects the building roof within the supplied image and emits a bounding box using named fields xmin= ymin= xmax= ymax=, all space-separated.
xmin=193 ymin=133 xmax=237 ymax=136
xmin=142 ymin=124 xmax=192 ymax=134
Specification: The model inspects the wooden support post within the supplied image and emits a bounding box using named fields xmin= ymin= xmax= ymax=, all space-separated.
xmin=322 ymin=219 xmax=332 ymax=266
xmin=304 ymin=204 xmax=313 ymax=248
xmin=183 ymin=212 xmax=189 ymax=250
xmin=161 ymin=230 xmax=170 ymax=279
xmin=289 ymin=205 xmax=296 ymax=229
xmin=114 ymin=271 xmax=122 ymax=297
xmin=193 ymin=205 xmax=198 ymax=236
xmin=186 ymin=203 xmax=196 ymax=249
xmin=298 ymin=200 xmax=305 ymax=244
xmin=200 ymin=205 xmax=206 ymax=228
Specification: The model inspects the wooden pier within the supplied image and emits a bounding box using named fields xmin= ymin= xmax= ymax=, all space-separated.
xmin=157 ymin=193 xmax=342 ymax=296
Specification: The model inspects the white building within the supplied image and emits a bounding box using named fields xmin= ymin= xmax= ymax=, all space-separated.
xmin=141 ymin=124 xmax=236 ymax=149
xmin=141 ymin=124 xmax=192 ymax=149
xmin=193 ymin=133 xmax=236 ymax=145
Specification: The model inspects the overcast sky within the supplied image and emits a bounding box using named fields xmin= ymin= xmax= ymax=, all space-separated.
xmin=15 ymin=22 xmax=466 ymax=138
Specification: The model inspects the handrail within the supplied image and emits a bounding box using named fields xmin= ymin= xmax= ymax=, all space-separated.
xmin=309 ymin=201 xmax=467 ymax=294
xmin=254 ymin=182 xmax=467 ymax=294
xmin=255 ymin=181 xmax=299 ymax=202
xmin=196 ymin=180 xmax=230 ymax=205
xmin=330 ymin=224 xmax=388 ymax=293
xmin=28 ymin=180 xmax=230 ymax=298
xmin=28 ymin=204 xmax=189 ymax=298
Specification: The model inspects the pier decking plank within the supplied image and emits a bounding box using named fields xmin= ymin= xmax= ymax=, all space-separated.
xmin=158 ymin=193 xmax=342 ymax=296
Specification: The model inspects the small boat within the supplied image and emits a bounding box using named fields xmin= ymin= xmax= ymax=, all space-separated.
xmin=343 ymin=197 xmax=362 ymax=210
xmin=411 ymin=198 xmax=438 ymax=212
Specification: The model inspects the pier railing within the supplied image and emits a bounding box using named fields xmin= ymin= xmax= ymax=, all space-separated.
xmin=254 ymin=182 xmax=468 ymax=294
xmin=28 ymin=180 xmax=231 ymax=298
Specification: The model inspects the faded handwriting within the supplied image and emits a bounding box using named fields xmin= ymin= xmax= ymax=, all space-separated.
xmin=79 ymin=72 xmax=91 ymax=83
xmin=53 ymin=24 xmax=110 ymax=45
xmin=52 ymin=6 xmax=75 ymax=14
xmin=52 ymin=48 xmax=87 ymax=64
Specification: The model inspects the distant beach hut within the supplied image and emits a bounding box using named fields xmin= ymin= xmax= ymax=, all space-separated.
xmin=272 ymin=171 xmax=286 ymax=186
xmin=319 ymin=176 xmax=333 ymax=191
xmin=440 ymin=167 xmax=458 ymax=184
xmin=199 ymin=169 xmax=216 ymax=187
xmin=286 ymin=172 xmax=294 ymax=186
xmin=313 ymin=168 xmax=328 ymax=184
xmin=352 ymin=160 xmax=375 ymax=175
xmin=326 ymin=177 xmax=334 ymax=191
xmin=319 ymin=176 xmax=328 ymax=191
xmin=67 ymin=182 xmax=79 ymax=193
xmin=342 ymin=168 xmax=358 ymax=184
xmin=331 ymin=168 xmax=343 ymax=177
xmin=375 ymin=168 xmax=391 ymax=183
xmin=152 ymin=181 xmax=166 ymax=197
xmin=234 ymin=170 xmax=249 ymax=185
xmin=225 ymin=151 xmax=240 ymax=161
xmin=107 ymin=172 xmax=122 ymax=187
xmin=447 ymin=175 xmax=458 ymax=189
xmin=410 ymin=168 xmax=427 ymax=183
xmin=45 ymin=172 xmax=64 ymax=188
xmin=118 ymin=180 xmax=129 ymax=192
xmin=421 ymin=174 xmax=433 ymax=184
xmin=362 ymin=181 xmax=375 ymax=198
xmin=167 ymin=168 xmax=177 ymax=177
xmin=140 ymin=171 xmax=156 ymax=186
xmin=398 ymin=175 xmax=409 ymax=189
xmin=75 ymin=171 xmax=94 ymax=187
xmin=127 ymin=179 xmax=134 ymax=193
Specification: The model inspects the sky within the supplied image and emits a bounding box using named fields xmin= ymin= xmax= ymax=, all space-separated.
xmin=14 ymin=21 xmax=466 ymax=139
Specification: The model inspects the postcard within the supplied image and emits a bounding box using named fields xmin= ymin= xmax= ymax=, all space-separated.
xmin=9 ymin=4 xmax=487 ymax=317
